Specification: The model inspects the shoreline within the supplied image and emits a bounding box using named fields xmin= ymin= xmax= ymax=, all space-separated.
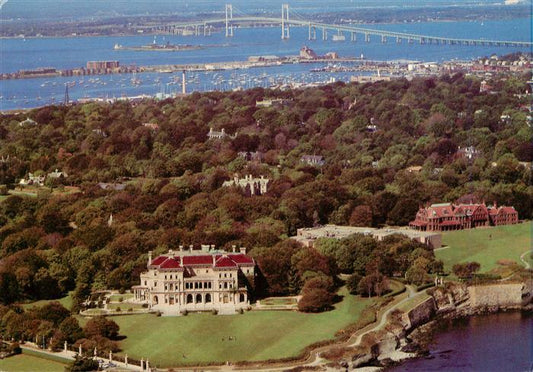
xmin=352 ymin=280 xmax=532 ymax=371
xmin=1 ymin=14 xmax=531 ymax=39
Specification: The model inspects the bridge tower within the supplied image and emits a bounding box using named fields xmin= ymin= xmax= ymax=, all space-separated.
xmin=308 ymin=23 xmax=316 ymax=40
xmin=281 ymin=4 xmax=290 ymax=39
xmin=225 ymin=4 xmax=233 ymax=37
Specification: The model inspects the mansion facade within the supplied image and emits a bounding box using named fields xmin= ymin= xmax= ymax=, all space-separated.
xmin=133 ymin=246 xmax=255 ymax=316
xmin=409 ymin=202 xmax=518 ymax=232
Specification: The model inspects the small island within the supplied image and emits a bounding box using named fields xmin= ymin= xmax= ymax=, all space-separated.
xmin=114 ymin=40 xmax=203 ymax=52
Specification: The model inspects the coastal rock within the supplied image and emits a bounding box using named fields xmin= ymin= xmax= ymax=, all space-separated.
xmin=351 ymin=352 xmax=375 ymax=368
xmin=403 ymin=297 xmax=436 ymax=330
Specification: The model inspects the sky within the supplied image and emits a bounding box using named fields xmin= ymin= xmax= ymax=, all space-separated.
xmin=1 ymin=0 xmax=523 ymax=21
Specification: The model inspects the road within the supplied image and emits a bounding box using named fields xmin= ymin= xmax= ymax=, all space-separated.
xmin=520 ymin=250 xmax=531 ymax=270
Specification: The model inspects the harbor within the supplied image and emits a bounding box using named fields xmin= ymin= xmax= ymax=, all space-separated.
xmin=0 ymin=19 xmax=530 ymax=111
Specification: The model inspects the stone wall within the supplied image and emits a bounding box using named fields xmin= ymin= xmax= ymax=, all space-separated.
xmin=402 ymin=297 xmax=436 ymax=331
xmin=468 ymin=282 xmax=524 ymax=309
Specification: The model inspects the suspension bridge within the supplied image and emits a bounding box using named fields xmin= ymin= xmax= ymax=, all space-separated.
xmin=141 ymin=4 xmax=532 ymax=48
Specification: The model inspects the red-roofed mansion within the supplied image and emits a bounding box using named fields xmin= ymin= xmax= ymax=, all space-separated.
xmin=133 ymin=246 xmax=255 ymax=315
xmin=409 ymin=202 xmax=518 ymax=232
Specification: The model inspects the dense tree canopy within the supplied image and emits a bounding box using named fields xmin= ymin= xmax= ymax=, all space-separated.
xmin=0 ymin=73 xmax=530 ymax=308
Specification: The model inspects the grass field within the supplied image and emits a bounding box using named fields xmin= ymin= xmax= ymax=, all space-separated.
xmin=260 ymin=297 xmax=298 ymax=306
xmin=20 ymin=292 xmax=73 ymax=311
xmin=0 ymin=354 xmax=66 ymax=372
xmin=113 ymin=287 xmax=373 ymax=367
xmin=437 ymin=222 xmax=532 ymax=274
xmin=107 ymin=303 xmax=146 ymax=310
xmin=109 ymin=294 xmax=134 ymax=302
xmin=397 ymin=293 xmax=432 ymax=313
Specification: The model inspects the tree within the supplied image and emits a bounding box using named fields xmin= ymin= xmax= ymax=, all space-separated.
xmin=34 ymin=302 xmax=70 ymax=327
xmin=59 ymin=316 xmax=84 ymax=343
xmin=349 ymin=205 xmax=373 ymax=227
xmin=0 ymin=271 xmax=20 ymax=304
xmin=298 ymin=281 xmax=335 ymax=313
xmin=357 ymin=273 xmax=389 ymax=297
xmin=84 ymin=316 xmax=119 ymax=340
xmin=346 ymin=273 xmax=362 ymax=295
xmin=405 ymin=265 xmax=428 ymax=286
xmin=452 ymin=262 xmax=481 ymax=279
xmin=65 ymin=355 xmax=99 ymax=372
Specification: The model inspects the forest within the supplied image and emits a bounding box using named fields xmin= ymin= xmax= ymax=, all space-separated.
xmin=0 ymin=73 xmax=531 ymax=314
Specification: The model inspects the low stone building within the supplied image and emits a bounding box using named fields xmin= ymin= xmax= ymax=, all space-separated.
xmin=133 ymin=246 xmax=255 ymax=315
xmin=293 ymin=224 xmax=442 ymax=249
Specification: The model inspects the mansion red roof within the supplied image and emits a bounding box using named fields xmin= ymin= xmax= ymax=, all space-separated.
xmin=410 ymin=201 xmax=518 ymax=232
xmin=182 ymin=255 xmax=213 ymax=266
xmin=215 ymin=256 xmax=238 ymax=268
xmin=228 ymin=254 xmax=255 ymax=265
xmin=159 ymin=257 xmax=182 ymax=269
xmin=150 ymin=252 xmax=255 ymax=271
xmin=150 ymin=256 xmax=168 ymax=266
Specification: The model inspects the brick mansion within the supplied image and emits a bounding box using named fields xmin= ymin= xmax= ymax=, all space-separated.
xmin=133 ymin=246 xmax=255 ymax=316
xmin=409 ymin=202 xmax=518 ymax=232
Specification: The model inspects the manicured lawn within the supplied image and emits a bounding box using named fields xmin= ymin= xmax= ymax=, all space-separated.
xmin=0 ymin=354 xmax=66 ymax=372
xmin=397 ymin=293 xmax=432 ymax=313
xmin=437 ymin=222 xmax=532 ymax=273
xmin=260 ymin=297 xmax=298 ymax=305
xmin=109 ymin=293 xmax=134 ymax=302
xmin=114 ymin=287 xmax=373 ymax=367
xmin=107 ymin=303 xmax=146 ymax=310
xmin=20 ymin=292 xmax=73 ymax=311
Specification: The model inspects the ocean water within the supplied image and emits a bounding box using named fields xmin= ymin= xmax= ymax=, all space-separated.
xmin=0 ymin=18 xmax=530 ymax=110
xmin=389 ymin=311 xmax=533 ymax=372
xmin=0 ymin=1 xmax=509 ymax=20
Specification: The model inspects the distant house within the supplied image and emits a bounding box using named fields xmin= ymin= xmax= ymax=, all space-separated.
xmin=19 ymin=173 xmax=46 ymax=186
xmin=457 ymin=146 xmax=480 ymax=161
xmin=18 ymin=118 xmax=38 ymax=127
xmin=207 ymin=128 xmax=236 ymax=140
xmin=222 ymin=174 xmax=269 ymax=196
xmin=479 ymin=80 xmax=493 ymax=93
xmin=300 ymin=46 xmax=318 ymax=59
xmin=500 ymin=114 xmax=511 ymax=124
xmin=97 ymin=182 xmax=127 ymax=191
xmin=48 ymin=169 xmax=68 ymax=179
xmin=300 ymin=155 xmax=325 ymax=166
xmin=142 ymin=122 xmax=160 ymax=131
xmin=366 ymin=124 xmax=378 ymax=133
xmin=238 ymin=151 xmax=263 ymax=162
xmin=409 ymin=202 xmax=518 ymax=232
xmin=255 ymin=99 xmax=291 ymax=108
xmin=406 ymin=166 xmax=423 ymax=173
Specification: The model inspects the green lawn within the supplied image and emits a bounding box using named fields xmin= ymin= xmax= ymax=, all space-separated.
xmin=109 ymin=294 xmax=134 ymax=302
xmin=0 ymin=354 xmax=66 ymax=372
xmin=397 ymin=293 xmax=432 ymax=313
xmin=20 ymin=292 xmax=73 ymax=311
xmin=437 ymin=222 xmax=532 ymax=273
xmin=114 ymin=287 xmax=373 ymax=367
xmin=107 ymin=303 xmax=145 ymax=310
xmin=260 ymin=297 xmax=298 ymax=306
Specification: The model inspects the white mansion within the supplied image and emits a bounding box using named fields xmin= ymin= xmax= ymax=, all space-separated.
xmin=133 ymin=246 xmax=255 ymax=315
